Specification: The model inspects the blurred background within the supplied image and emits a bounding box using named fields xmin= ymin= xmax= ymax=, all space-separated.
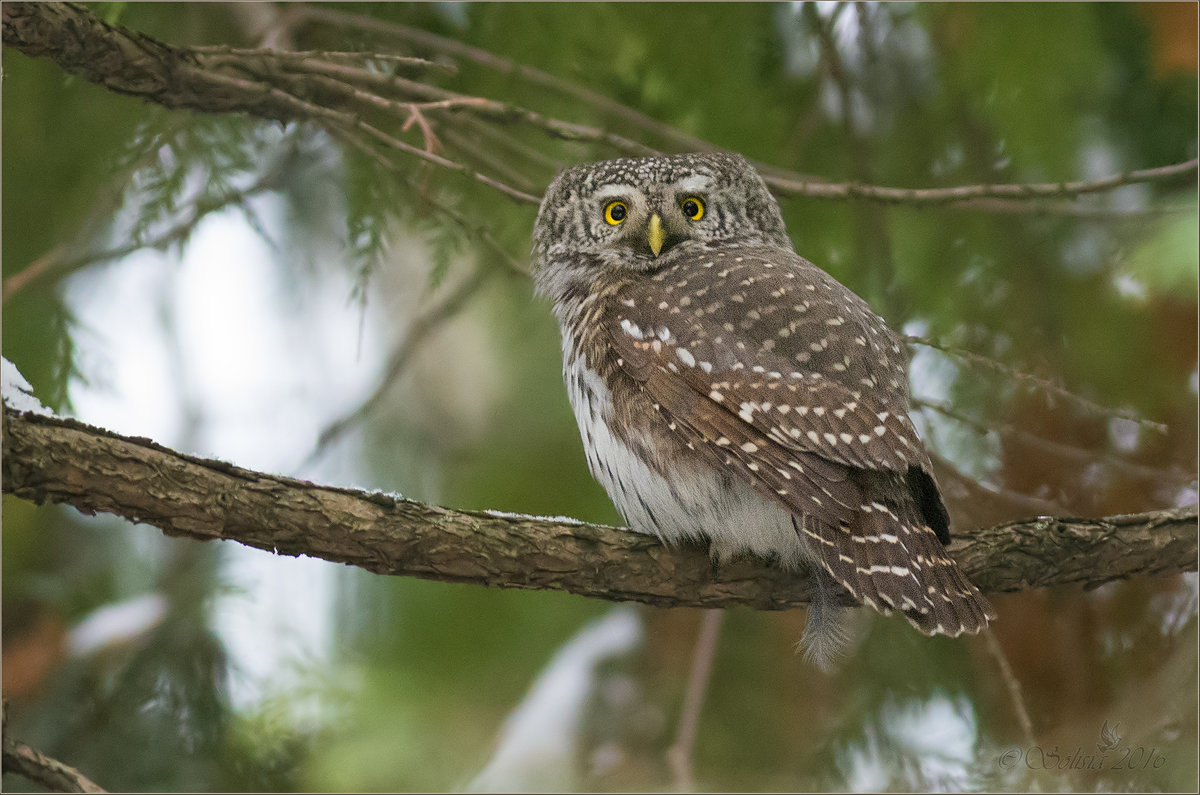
xmin=3 ymin=2 xmax=1197 ymax=791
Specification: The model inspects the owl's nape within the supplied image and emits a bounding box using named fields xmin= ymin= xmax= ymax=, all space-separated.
xmin=532 ymin=151 xmax=994 ymax=666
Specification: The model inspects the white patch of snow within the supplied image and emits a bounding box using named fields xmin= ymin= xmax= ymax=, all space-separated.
xmin=482 ymin=508 xmax=583 ymax=525
xmin=68 ymin=593 xmax=168 ymax=656
xmin=466 ymin=607 xmax=642 ymax=792
xmin=2 ymin=357 xmax=53 ymax=415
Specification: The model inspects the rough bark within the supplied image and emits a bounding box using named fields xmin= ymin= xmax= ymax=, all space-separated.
xmin=4 ymin=407 xmax=1196 ymax=611
xmin=1 ymin=1 xmax=307 ymax=123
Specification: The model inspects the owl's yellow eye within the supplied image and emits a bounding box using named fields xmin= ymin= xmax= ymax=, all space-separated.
xmin=681 ymin=197 xmax=705 ymax=221
xmin=604 ymin=201 xmax=628 ymax=225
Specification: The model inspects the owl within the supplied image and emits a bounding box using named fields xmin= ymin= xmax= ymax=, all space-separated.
xmin=531 ymin=151 xmax=993 ymax=667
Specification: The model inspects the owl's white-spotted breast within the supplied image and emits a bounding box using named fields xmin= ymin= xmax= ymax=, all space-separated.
xmin=531 ymin=151 xmax=993 ymax=667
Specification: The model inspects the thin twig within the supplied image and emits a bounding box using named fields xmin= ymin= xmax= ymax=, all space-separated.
xmin=7 ymin=4 xmax=1196 ymax=215
xmin=456 ymin=114 xmax=566 ymax=173
xmin=666 ymin=610 xmax=726 ymax=792
xmin=192 ymin=45 xmax=452 ymax=72
xmin=766 ymin=159 xmax=1199 ymax=206
xmin=271 ymin=57 xmax=451 ymax=100
xmin=982 ymin=628 xmax=1037 ymax=748
xmin=936 ymin=196 xmax=1198 ymax=218
xmin=303 ymin=266 xmax=498 ymax=469
xmin=297 ymin=131 xmax=525 ymax=466
xmin=916 ymin=398 xmax=1191 ymax=485
xmin=229 ymin=47 xmax=656 ymax=159
xmin=906 ymin=335 xmax=1170 ymax=434
xmin=931 ymin=451 xmax=1065 ymax=516
xmin=438 ymin=124 xmax=545 ymax=193
xmin=352 ymin=117 xmax=541 ymax=203
xmin=290 ymin=4 xmax=714 ymax=153
xmin=333 ymin=129 xmax=528 ymax=274
xmin=189 ymin=67 xmax=541 ymax=203
xmin=2 ymin=170 xmax=283 ymax=303
xmin=286 ymin=6 xmax=1199 ymax=210
xmin=194 ymin=24 xmax=1194 ymax=214
xmin=810 ymin=1 xmax=899 ymax=315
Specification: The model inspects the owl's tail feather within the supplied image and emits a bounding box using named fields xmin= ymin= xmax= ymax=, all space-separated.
xmin=883 ymin=490 xmax=994 ymax=637
xmin=801 ymin=478 xmax=994 ymax=640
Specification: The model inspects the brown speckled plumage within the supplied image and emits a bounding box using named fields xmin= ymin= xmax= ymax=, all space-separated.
xmin=532 ymin=152 xmax=993 ymax=666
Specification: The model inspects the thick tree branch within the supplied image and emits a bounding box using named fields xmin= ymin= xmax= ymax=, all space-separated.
xmin=4 ymin=408 xmax=1195 ymax=611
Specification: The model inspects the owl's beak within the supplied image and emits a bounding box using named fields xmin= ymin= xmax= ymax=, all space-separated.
xmin=633 ymin=212 xmax=685 ymax=259
xmin=647 ymin=213 xmax=666 ymax=257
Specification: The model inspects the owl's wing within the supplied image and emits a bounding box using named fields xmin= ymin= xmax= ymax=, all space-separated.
xmin=605 ymin=246 xmax=990 ymax=634
xmin=608 ymin=245 xmax=926 ymax=474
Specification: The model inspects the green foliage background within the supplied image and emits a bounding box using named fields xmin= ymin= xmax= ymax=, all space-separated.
xmin=3 ymin=3 xmax=1197 ymax=792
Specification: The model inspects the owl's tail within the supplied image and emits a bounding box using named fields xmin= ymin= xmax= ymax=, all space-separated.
xmin=799 ymin=471 xmax=995 ymax=641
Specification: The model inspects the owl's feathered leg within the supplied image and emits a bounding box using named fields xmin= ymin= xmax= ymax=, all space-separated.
xmin=798 ymin=566 xmax=850 ymax=672
xmin=788 ymin=514 xmax=851 ymax=670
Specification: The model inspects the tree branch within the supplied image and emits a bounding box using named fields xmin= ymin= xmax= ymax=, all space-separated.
xmin=765 ymin=158 xmax=1199 ymax=205
xmin=2 ymin=164 xmax=286 ymax=304
xmin=2 ymin=732 xmax=106 ymax=793
xmin=4 ymin=408 xmax=1195 ymax=611
xmin=4 ymin=2 xmax=1195 ymax=213
xmin=1 ymin=1 xmax=540 ymax=204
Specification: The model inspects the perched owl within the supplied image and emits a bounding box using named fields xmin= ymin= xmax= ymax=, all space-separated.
xmin=531 ymin=151 xmax=993 ymax=667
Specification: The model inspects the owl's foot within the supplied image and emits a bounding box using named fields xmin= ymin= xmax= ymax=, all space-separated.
xmin=706 ymin=541 xmax=726 ymax=581
xmin=706 ymin=538 xmax=745 ymax=581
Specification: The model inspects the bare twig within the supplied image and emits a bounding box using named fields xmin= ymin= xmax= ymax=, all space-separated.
xmin=304 ymin=265 xmax=497 ymax=467
xmin=288 ymin=5 xmax=1200 ymax=209
xmin=296 ymin=60 xmax=655 ymax=157
xmin=931 ymin=451 xmax=1066 ymax=517
xmin=982 ymin=628 xmax=1037 ymax=748
xmin=766 ymin=159 xmax=1199 ymax=206
xmin=438 ymin=124 xmax=546 ymax=192
xmin=193 ymin=65 xmax=543 ymax=203
xmin=906 ymin=335 xmax=1171 ymax=434
xmin=934 ymin=196 xmax=1198 ymax=218
xmin=332 ymin=129 xmax=529 ymax=275
xmin=298 ymin=131 xmax=527 ymax=465
xmin=289 ymin=4 xmax=714 ymax=153
xmin=2 ymin=733 xmax=106 ymax=793
xmin=667 ymin=610 xmax=726 ymax=792
xmin=2 ymin=169 xmax=284 ymax=303
xmin=456 ymin=114 xmax=566 ymax=173
xmin=191 ymin=45 xmax=452 ymax=73
xmin=916 ymin=398 xmax=1192 ymax=484
xmin=809 ymin=1 xmax=898 ymax=314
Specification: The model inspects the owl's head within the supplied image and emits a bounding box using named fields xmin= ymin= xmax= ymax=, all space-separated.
xmin=531 ymin=152 xmax=790 ymax=302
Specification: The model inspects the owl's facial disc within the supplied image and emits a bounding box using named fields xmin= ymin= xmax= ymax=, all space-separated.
xmin=589 ymin=178 xmax=712 ymax=262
